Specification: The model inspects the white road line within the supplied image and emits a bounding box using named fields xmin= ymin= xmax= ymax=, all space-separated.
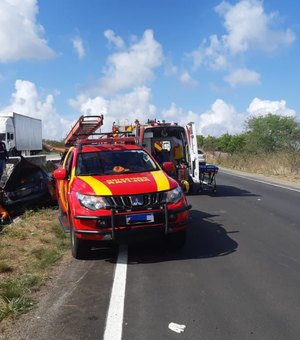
xmin=222 ymin=170 xmax=300 ymax=193
xmin=103 ymin=244 xmax=128 ymax=340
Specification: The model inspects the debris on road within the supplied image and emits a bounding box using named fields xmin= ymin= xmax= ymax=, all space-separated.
xmin=168 ymin=322 xmax=186 ymax=333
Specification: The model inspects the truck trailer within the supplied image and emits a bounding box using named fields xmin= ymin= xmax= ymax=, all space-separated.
xmin=0 ymin=112 xmax=42 ymax=156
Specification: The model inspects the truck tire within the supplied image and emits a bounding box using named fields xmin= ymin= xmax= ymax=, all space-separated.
xmin=165 ymin=230 xmax=187 ymax=250
xmin=187 ymin=183 xmax=194 ymax=195
xmin=187 ymin=176 xmax=195 ymax=195
xmin=70 ymin=224 xmax=90 ymax=260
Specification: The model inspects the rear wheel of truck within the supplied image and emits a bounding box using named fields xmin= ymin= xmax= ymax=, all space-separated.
xmin=186 ymin=176 xmax=194 ymax=195
xmin=187 ymin=182 xmax=194 ymax=195
xmin=70 ymin=224 xmax=90 ymax=260
xmin=165 ymin=230 xmax=187 ymax=250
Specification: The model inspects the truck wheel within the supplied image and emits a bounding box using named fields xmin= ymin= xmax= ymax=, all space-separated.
xmin=70 ymin=225 xmax=90 ymax=260
xmin=165 ymin=230 xmax=187 ymax=250
xmin=186 ymin=176 xmax=194 ymax=195
xmin=187 ymin=183 xmax=194 ymax=195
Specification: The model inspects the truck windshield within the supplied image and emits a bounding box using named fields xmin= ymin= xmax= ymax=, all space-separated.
xmin=0 ymin=133 xmax=5 ymax=141
xmin=76 ymin=149 xmax=159 ymax=176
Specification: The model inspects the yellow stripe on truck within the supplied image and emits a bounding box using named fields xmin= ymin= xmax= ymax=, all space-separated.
xmin=151 ymin=170 xmax=170 ymax=191
xmin=79 ymin=176 xmax=112 ymax=195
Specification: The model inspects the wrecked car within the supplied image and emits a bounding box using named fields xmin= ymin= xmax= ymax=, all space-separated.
xmin=0 ymin=157 xmax=56 ymax=223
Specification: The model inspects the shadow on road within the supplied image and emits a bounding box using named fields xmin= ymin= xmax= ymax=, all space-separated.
xmin=78 ymin=209 xmax=239 ymax=263
xmin=193 ymin=183 xmax=260 ymax=198
xmin=125 ymin=209 xmax=238 ymax=264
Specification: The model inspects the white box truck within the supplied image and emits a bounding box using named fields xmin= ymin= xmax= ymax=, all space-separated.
xmin=0 ymin=112 xmax=42 ymax=156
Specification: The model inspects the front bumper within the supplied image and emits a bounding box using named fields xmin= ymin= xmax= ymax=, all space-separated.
xmin=73 ymin=203 xmax=192 ymax=240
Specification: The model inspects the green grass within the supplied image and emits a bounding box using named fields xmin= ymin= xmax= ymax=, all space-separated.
xmin=2 ymin=225 xmax=28 ymax=239
xmin=0 ymin=275 xmax=39 ymax=321
xmin=30 ymin=247 xmax=62 ymax=270
xmin=0 ymin=275 xmax=40 ymax=299
xmin=0 ymin=296 xmax=35 ymax=321
xmin=0 ymin=208 xmax=70 ymax=326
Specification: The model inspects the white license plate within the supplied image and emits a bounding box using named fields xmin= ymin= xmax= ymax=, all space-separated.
xmin=126 ymin=213 xmax=154 ymax=225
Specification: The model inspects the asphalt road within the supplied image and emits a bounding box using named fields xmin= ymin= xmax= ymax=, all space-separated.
xmin=9 ymin=170 xmax=300 ymax=340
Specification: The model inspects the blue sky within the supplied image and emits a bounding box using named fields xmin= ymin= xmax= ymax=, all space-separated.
xmin=0 ymin=0 xmax=299 ymax=140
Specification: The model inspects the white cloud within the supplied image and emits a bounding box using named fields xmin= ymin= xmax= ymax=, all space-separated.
xmin=247 ymin=97 xmax=296 ymax=117
xmin=68 ymin=30 xmax=164 ymax=133
xmin=225 ymin=68 xmax=261 ymax=87
xmin=189 ymin=0 xmax=295 ymax=73
xmin=0 ymin=80 xmax=70 ymax=140
xmin=179 ymin=71 xmax=197 ymax=87
xmin=197 ymin=97 xmax=297 ymax=137
xmin=215 ymin=0 xmax=296 ymax=54
xmin=104 ymin=29 xmax=125 ymax=49
xmin=164 ymin=58 xmax=178 ymax=76
xmin=0 ymin=0 xmax=55 ymax=62
xmin=69 ymin=86 xmax=157 ymax=132
xmin=161 ymin=102 xmax=180 ymax=119
xmin=72 ymin=36 xmax=86 ymax=59
xmin=161 ymin=103 xmax=199 ymax=128
xmin=98 ymin=29 xmax=164 ymax=96
xmin=198 ymin=99 xmax=246 ymax=137
xmin=190 ymin=35 xmax=228 ymax=70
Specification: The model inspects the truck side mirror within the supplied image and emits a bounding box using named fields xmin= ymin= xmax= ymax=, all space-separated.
xmin=53 ymin=168 xmax=67 ymax=180
xmin=162 ymin=161 xmax=175 ymax=174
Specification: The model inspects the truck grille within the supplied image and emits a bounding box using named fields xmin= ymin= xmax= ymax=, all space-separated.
xmin=105 ymin=192 xmax=166 ymax=210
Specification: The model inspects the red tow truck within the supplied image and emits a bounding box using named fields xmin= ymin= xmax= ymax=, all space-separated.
xmin=53 ymin=115 xmax=192 ymax=259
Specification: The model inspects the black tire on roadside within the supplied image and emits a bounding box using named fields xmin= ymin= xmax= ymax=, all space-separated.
xmin=70 ymin=224 xmax=90 ymax=260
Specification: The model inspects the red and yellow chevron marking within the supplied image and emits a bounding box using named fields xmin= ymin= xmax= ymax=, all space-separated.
xmin=78 ymin=176 xmax=112 ymax=195
xmin=150 ymin=170 xmax=170 ymax=191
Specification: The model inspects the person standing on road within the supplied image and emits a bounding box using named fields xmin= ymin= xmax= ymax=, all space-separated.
xmin=0 ymin=140 xmax=8 ymax=179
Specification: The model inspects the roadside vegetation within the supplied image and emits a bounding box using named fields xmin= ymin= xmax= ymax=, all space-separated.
xmin=42 ymin=139 xmax=65 ymax=149
xmin=0 ymin=208 xmax=69 ymax=330
xmin=198 ymin=114 xmax=300 ymax=181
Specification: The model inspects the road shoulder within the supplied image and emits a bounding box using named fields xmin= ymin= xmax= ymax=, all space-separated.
xmin=219 ymin=167 xmax=300 ymax=191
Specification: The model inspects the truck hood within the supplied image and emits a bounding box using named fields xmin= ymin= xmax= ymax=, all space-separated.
xmin=72 ymin=170 xmax=177 ymax=196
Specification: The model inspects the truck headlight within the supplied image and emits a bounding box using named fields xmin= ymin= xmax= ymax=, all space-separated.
xmin=76 ymin=193 xmax=107 ymax=210
xmin=166 ymin=186 xmax=183 ymax=204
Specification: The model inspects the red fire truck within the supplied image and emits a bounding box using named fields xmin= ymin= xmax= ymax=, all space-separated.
xmin=53 ymin=115 xmax=192 ymax=259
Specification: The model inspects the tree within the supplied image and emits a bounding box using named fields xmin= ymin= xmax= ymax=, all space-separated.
xmin=197 ymin=135 xmax=205 ymax=148
xmin=217 ymin=133 xmax=232 ymax=153
xmin=202 ymin=136 xmax=218 ymax=152
xmin=245 ymin=114 xmax=300 ymax=154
